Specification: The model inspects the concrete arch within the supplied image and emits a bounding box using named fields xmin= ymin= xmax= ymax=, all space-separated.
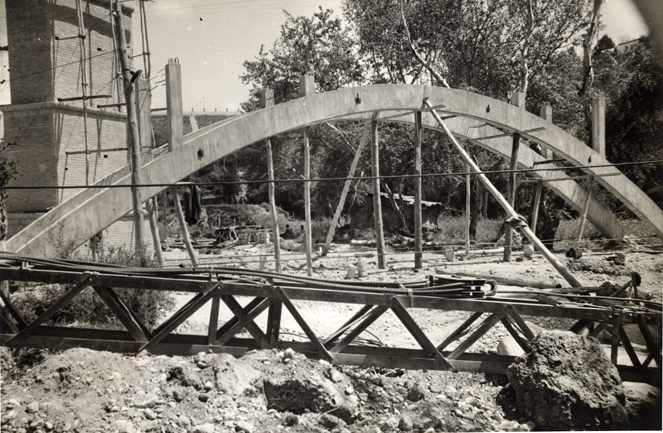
xmin=8 ymin=85 xmax=662 ymax=257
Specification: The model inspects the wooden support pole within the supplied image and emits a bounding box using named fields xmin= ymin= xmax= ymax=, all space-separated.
xmin=371 ymin=118 xmax=387 ymax=269
xmin=323 ymin=117 xmax=375 ymax=256
xmin=425 ymin=99 xmax=583 ymax=288
xmin=75 ymin=0 xmax=90 ymax=186
xmin=134 ymin=78 xmax=152 ymax=150
xmin=591 ymin=94 xmax=606 ymax=157
xmin=172 ymin=188 xmax=198 ymax=266
xmin=465 ymin=144 xmax=471 ymax=256
xmin=300 ymin=75 xmax=314 ymax=277
xmin=576 ymin=176 xmax=594 ymax=243
xmin=166 ymin=58 xmax=183 ymax=151
xmin=114 ymin=2 xmax=146 ymax=262
xmin=539 ymin=103 xmax=553 ymax=158
xmin=146 ymin=199 xmax=164 ymax=266
xmin=531 ymin=180 xmax=543 ymax=236
xmin=414 ymin=111 xmax=423 ymax=269
xmin=261 ymin=89 xmax=281 ymax=273
xmin=504 ymin=92 xmax=525 ymax=262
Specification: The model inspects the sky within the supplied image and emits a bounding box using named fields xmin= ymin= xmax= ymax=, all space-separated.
xmin=0 ymin=0 xmax=653 ymax=111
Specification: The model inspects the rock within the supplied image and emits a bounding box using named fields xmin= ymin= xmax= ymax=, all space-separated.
xmin=379 ymin=416 xmax=399 ymax=432
xmin=284 ymin=414 xmax=299 ymax=426
xmin=170 ymin=386 xmax=188 ymax=402
xmin=506 ymin=330 xmax=629 ymax=430
xmin=177 ymin=415 xmax=192 ymax=429
xmin=62 ymin=423 xmax=72 ymax=432
xmin=2 ymin=410 xmax=17 ymax=424
xmin=398 ymin=415 xmax=413 ymax=431
xmin=283 ymin=348 xmax=295 ymax=359
xmin=623 ymin=381 xmax=662 ymax=430
xmin=190 ymin=423 xmax=215 ymax=433
xmin=213 ymin=360 xmax=262 ymax=397
xmin=144 ymin=409 xmax=157 ymax=420
xmin=329 ymin=370 xmax=344 ymax=383
xmin=44 ymin=422 xmax=53 ymax=431
xmin=134 ymin=395 xmax=159 ymax=408
xmin=234 ymin=420 xmax=254 ymax=433
xmin=198 ymin=393 xmax=209 ymax=402
xmin=166 ymin=366 xmax=203 ymax=390
xmin=406 ymin=384 xmax=426 ymax=402
xmin=114 ymin=420 xmax=136 ymax=433
xmin=204 ymin=381 xmax=214 ymax=391
xmin=345 ymin=386 xmax=355 ymax=395
xmin=25 ymin=402 xmax=40 ymax=414
xmin=319 ymin=413 xmax=346 ymax=429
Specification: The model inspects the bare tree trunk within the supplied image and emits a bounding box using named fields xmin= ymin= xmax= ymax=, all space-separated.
xmin=382 ymin=181 xmax=410 ymax=235
xmin=580 ymin=0 xmax=604 ymax=97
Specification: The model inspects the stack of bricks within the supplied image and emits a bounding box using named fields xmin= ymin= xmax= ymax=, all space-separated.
xmin=236 ymin=228 xmax=271 ymax=246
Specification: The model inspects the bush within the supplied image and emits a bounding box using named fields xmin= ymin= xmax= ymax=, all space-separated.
xmin=10 ymin=247 xmax=175 ymax=331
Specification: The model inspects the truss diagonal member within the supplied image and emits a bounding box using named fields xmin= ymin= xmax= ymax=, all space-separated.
xmin=0 ymin=286 xmax=26 ymax=329
xmin=274 ymin=286 xmax=333 ymax=361
xmin=215 ymin=298 xmax=270 ymax=346
xmin=424 ymin=99 xmax=582 ymax=288
xmin=325 ymin=305 xmax=375 ymax=348
xmin=589 ymin=320 xmax=609 ymax=338
xmin=139 ymin=284 xmax=221 ymax=353
xmin=221 ymin=295 xmax=269 ymax=347
xmin=618 ymin=324 xmax=642 ymax=368
xmin=8 ymin=273 xmax=96 ymax=346
xmin=500 ymin=315 xmax=528 ymax=352
xmin=389 ymin=297 xmax=455 ymax=371
xmin=329 ymin=305 xmax=389 ymax=354
xmin=93 ymin=286 xmax=152 ymax=342
xmin=151 ymin=282 xmax=220 ymax=336
xmin=447 ymin=312 xmax=503 ymax=360
xmin=0 ymin=307 xmax=20 ymax=333
xmin=437 ymin=312 xmax=483 ymax=351
xmin=636 ymin=315 xmax=661 ymax=368
xmin=569 ymin=319 xmax=594 ymax=335
xmin=611 ymin=314 xmax=621 ymax=365
xmin=208 ymin=294 xmax=220 ymax=346
xmin=214 ymin=297 xmax=267 ymax=345
xmin=503 ymin=304 xmax=535 ymax=340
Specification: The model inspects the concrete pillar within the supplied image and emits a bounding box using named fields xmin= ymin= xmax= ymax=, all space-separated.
xmin=299 ymin=74 xmax=315 ymax=98
xmin=166 ymin=59 xmax=183 ymax=151
xmin=134 ymin=78 xmax=152 ymax=150
xmin=300 ymin=75 xmax=314 ymax=276
xmin=591 ymin=95 xmax=606 ymax=157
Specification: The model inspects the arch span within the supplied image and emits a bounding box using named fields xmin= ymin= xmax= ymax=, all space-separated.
xmin=7 ymin=85 xmax=662 ymax=257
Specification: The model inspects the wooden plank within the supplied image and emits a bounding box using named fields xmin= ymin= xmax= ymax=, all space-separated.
xmin=261 ymin=89 xmax=282 ymax=272
xmin=371 ymin=119 xmax=387 ymax=269
xmin=390 ymin=298 xmax=455 ymax=370
xmin=7 ymin=273 xmax=95 ymax=346
xmin=215 ymin=298 xmax=270 ymax=346
xmin=208 ymin=295 xmax=220 ymax=345
xmin=636 ymin=316 xmax=661 ymax=368
xmin=576 ymin=176 xmax=595 ymax=242
xmin=437 ymin=312 xmax=483 ymax=351
xmin=448 ymin=312 xmax=503 ymax=360
xmin=300 ymin=76 xmax=314 ymax=277
xmin=500 ymin=316 xmax=529 ymax=352
xmin=0 ymin=307 xmax=20 ymax=334
xmin=93 ymin=287 xmax=151 ymax=342
xmin=329 ymin=305 xmax=389 ymax=353
xmin=166 ymin=58 xmax=183 ymax=151
xmin=215 ymin=297 xmax=266 ymax=343
xmin=323 ymin=117 xmax=374 ymax=255
xmin=324 ymin=304 xmax=374 ymax=346
xmin=465 ymin=143 xmax=471 ymax=256
xmin=172 ymin=188 xmax=198 ymax=266
xmin=618 ymin=324 xmax=642 ymax=368
xmin=0 ymin=287 xmax=26 ymax=329
xmin=504 ymin=129 xmax=521 ymax=262
xmin=570 ymin=319 xmax=593 ymax=335
xmin=274 ymin=286 xmax=333 ymax=360
xmin=611 ymin=315 xmax=621 ymax=365
xmin=220 ymin=295 xmax=269 ymax=347
xmin=531 ymin=179 xmax=543 ymax=236
xmin=589 ymin=320 xmax=609 ymax=338
xmin=152 ymin=289 xmax=213 ymax=336
xmin=503 ymin=303 xmax=536 ymax=340
xmin=140 ymin=285 xmax=220 ymax=352
xmin=266 ymin=298 xmax=282 ymax=346
xmin=414 ymin=111 xmax=423 ymax=269
xmin=146 ymin=199 xmax=165 ymax=266
xmin=473 ymin=127 xmax=546 ymax=141
xmin=425 ymin=100 xmax=583 ymax=288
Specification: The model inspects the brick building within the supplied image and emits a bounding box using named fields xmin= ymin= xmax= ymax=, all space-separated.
xmin=2 ymin=0 xmax=152 ymax=255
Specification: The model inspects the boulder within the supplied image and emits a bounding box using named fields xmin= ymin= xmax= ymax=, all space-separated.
xmin=623 ymin=381 xmax=662 ymax=430
xmin=507 ymin=330 xmax=629 ymax=430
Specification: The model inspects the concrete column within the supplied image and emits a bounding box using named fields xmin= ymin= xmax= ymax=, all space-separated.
xmin=134 ymin=78 xmax=152 ymax=151
xmin=591 ymin=95 xmax=606 ymax=157
xmin=539 ymin=103 xmax=553 ymax=158
xmin=261 ymin=88 xmax=281 ymax=273
xmin=166 ymin=59 xmax=183 ymax=151
xmin=300 ymin=75 xmax=314 ymax=277
xmin=504 ymin=92 xmax=525 ymax=262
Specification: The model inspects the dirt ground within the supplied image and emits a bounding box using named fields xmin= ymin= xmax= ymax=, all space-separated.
xmin=1 ymin=240 xmax=661 ymax=433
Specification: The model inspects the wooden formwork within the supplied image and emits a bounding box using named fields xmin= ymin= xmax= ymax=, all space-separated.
xmin=0 ymin=257 xmax=660 ymax=384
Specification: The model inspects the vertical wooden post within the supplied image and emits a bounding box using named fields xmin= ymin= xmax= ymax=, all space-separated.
xmin=172 ymin=188 xmax=198 ymax=266
xmin=300 ymin=75 xmax=314 ymax=277
xmin=371 ymin=118 xmax=387 ymax=269
xmin=531 ymin=180 xmax=543 ymax=236
xmin=261 ymin=88 xmax=281 ymax=273
xmin=166 ymin=58 xmax=183 ymax=151
xmin=134 ymin=78 xmax=152 ymax=150
xmin=114 ymin=1 xmax=146 ymax=262
xmin=504 ymin=92 xmax=525 ymax=262
xmin=465 ymin=145 xmax=471 ymax=256
xmin=75 ymin=0 xmax=90 ymax=186
xmin=414 ymin=111 xmax=423 ymax=269
xmin=591 ymin=95 xmax=606 ymax=157
xmin=146 ymin=199 xmax=164 ymax=266
xmin=577 ymin=176 xmax=594 ymax=242
xmin=323 ymin=116 xmax=375 ymax=256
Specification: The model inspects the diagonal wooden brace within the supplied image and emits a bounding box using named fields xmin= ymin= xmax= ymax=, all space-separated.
xmin=437 ymin=312 xmax=483 ymax=351
xmin=503 ymin=303 xmax=536 ymax=340
xmin=139 ymin=284 xmax=220 ymax=353
xmin=325 ymin=305 xmax=375 ymax=347
xmin=208 ymin=294 xmax=220 ymax=345
xmin=0 ymin=286 xmax=26 ymax=330
xmin=636 ymin=315 xmax=661 ymax=368
xmin=274 ymin=286 xmax=333 ymax=361
xmin=215 ymin=298 xmax=270 ymax=346
xmin=266 ymin=298 xmax=283 ymax=346
xmin=329 ymin=305 xmax=389 ymax=354
xmin=93 ymin=286 xmax=152 ymax=342
xmin=390 ymin=297 xmax=456 ymax=371
xmin=8 ymin=273 xmax=96 ymax=346
xmin=221 ymin=295 xmax=269 ymax=347
xmin=618 ymin=324 xmax=642 ymax=368
xmin=500 ymin=315 xmax=528 ymax=352
xmin=447 ymin=312 xmax=503 ymax=360
xmin=0 ymin=306 xmax=20 ymax=333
